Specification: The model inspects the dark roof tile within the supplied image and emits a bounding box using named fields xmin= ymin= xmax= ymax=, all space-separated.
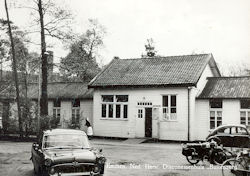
xmin=89 ymin=54 xmax=217 ymax=87
xmin=198 ymin=77 xmax=250 ymax=99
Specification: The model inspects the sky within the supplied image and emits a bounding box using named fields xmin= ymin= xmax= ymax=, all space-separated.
xmin=0 ymin=0 xmax=250 ymax=74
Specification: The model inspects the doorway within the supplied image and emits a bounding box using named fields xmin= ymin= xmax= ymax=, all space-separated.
xmin=145 ymin=108 xmax=152 ymax=137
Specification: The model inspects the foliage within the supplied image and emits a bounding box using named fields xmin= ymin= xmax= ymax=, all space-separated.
xmin=39 ymin=114 xmax=60 ymax=131
xmin=60 ymin=19 xmax=105 ymax=82
xmin=0 ymin=19 xmax=40 ymax=73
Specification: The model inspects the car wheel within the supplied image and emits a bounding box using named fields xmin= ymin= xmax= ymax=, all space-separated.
xmin=186 ymin=156 xmax=200 ymax=165
xmin=207 ymin=137 xmax=221 ymax=145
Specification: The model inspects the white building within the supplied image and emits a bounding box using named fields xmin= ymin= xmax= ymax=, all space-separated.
xmin=195 ymin=76 xmax=250 ymax=140
xmin=88 ymin=53 xmax=228 ymax=141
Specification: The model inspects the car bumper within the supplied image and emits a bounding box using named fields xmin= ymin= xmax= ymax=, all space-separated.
xmin=50 ymin=172 xmax=100 ymax=176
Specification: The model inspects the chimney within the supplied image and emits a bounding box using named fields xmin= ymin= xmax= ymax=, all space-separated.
xmin=114 ymin=56 xmax=120 ymax=60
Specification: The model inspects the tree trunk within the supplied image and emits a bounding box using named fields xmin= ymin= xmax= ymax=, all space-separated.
xmin=38 ymin=0 xmax=48 ymax=118
xmin=4 ymin=0 xmax=23 ymax=137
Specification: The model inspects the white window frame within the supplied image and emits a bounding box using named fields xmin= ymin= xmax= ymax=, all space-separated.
xmin=162 ymin=95 xmax=177 ymax=121
xmin=71 ymin=99 xmax=80 ymax=125
xmin=240 ymin=110 xmax=250 ymax=126
xmin=53 ymin=108 xmax=61 ymax=119
xmin=101 ymin=95 xmax=128 ymax=120
xmin=209 ymin=109 xmax=222 ymax=129
xmin=209 ymin=99 xmax=223 ymax=129
xmin=240 ymin=99 xmax=250 ymax=126
xmin=138 ymin=108 xmax=144 ymax=118
xmin=72 ymin=108 xmax=80 ymax=125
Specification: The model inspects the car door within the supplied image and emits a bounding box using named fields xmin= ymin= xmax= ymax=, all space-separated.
xmin=215 ymin=127 xmax=232 ymax=147
xmin=232 ymin=127 xmax=249 ymax=148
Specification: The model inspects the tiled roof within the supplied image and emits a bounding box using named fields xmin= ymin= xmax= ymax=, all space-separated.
xmin=89 ymin=54 xmax=220 ymax=88
xmin=198 ymin=77 xmax=250 ymax=99
xmin=0 ymin=82 xmax=93 ymax=100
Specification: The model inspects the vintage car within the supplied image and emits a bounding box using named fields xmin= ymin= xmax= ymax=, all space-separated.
xmin=206 ymin=124 xmax=250 ymax=148
xmin=31 ymin=129 xmax=106 ymax=176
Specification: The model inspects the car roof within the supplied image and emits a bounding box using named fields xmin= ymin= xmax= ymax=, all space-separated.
xmin=43 ymin=129 xmax=87 ymax=136
xmin=213 ymin=124 xmax=247 ymax=131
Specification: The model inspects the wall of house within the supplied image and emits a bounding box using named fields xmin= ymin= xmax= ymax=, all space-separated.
xmin=195 ymin=100 xmax=210 ymax=140
xmin=190 ymin=64 xmax=214 ymax=141
xmin=80 ymin=100 xmax=93 ymax=132
xmin=222 ymin=99 xmax=241 ymax=124
xmin=93 ymin=87 xmax=189 ymax=141
xmin=195 ymin=99 xmax=241 ymax=140
xmin=48 ymin=99 xmax=93 ymax=131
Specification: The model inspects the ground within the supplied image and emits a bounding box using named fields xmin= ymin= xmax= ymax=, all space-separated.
xmin=0 ymin=139 xmax=223 ymax=176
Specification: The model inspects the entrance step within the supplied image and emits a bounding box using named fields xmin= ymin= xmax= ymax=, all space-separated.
xmin=122 ymin=138 xmax=148 ymax=144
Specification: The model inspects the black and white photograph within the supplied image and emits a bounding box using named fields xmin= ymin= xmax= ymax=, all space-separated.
xmin=0 ymin=0 xmax=249 ymax=175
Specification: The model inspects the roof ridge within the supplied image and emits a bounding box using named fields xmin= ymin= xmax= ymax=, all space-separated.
xmin=121 ymin=53 xmax=211 ymax=60
xmin=88 ymin=59 xmax=116 ymax=86
xmin=207 ymin=76 xmax=250 ymax=79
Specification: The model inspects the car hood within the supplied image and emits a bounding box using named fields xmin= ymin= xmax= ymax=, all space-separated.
xmin=44 ymin=149 xmax=96 ymax=165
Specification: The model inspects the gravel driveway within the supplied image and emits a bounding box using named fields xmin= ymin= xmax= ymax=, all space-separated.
xmin=0 ymin=139 xmax=223 ymax=176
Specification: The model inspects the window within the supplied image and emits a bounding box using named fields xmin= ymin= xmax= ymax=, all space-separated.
xmin=124 ymin=105 xmax=128 ymax=118
xmin=210 ymin=111 xmax=222 ymax=129
xmin=116 ymin=105 xmax=121 ymax=118
xmin=101 ymin=95 xmax=128 ymax=119
xmin=240 ymin=99 xmax=250 ymax=126
xmin=53 ymin=99 xmax=61 ymax=107
xmin=209 ymin=99 xmax=222 ymax=129
xmin=102 ymin=104 xmax=106 ymax=117
xmin=162 ymin=95 xmax=177 ymax=121
xmin=72 ymin=99 xmax=80 ymax=107
xmin=137 ymin=102 xmax=152 ymax=106
xmin=72 ymin=108 xmax=80 ymax=125
xmin=240 ymin=99 xmax=250 ymax=109
xmin=240 ymin=111 xmax=250 ymax=126
xmin=53 ymin=99 xmax=61 ymax=122
xmin=138 ymin=109 xmax=143 ymax=118
xmin=108 ymin=104 xmax=113 ymax=118
xmin=53 ymin=109 xmax=60 ymax=120
xmin=210 ymin=99 xmax=223 ymax=108
xmin=72 ymin=99 xmax=80 ymax=125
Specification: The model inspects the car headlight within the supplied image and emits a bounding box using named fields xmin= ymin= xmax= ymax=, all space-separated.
xmin=44 ymin=158 xmax=52 ymax=166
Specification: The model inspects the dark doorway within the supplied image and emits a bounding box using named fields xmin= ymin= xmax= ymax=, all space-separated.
xmin=145 ymin=108 xmax=152 ymax=137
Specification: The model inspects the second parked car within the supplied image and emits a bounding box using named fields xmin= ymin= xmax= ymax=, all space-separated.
xmin=206 ymin=124 xmax=250 ymax=148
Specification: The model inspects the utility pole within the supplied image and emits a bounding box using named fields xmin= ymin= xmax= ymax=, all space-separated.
xmin=4 ymin=0 xmax=23 ymax=137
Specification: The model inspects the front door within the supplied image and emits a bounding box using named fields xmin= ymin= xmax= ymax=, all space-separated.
xmin=145 ymin=108 xmax=152 ymax=137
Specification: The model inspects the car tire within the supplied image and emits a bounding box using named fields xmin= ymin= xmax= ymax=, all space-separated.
xmin=186 ymin=156 xmax=200 ymax=165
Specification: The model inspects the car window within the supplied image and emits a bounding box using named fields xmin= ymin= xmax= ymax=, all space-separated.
xmin=43 ymin=134 xmax=90 ymax=149
xmin=231 ymin=127 xmax=237 ymax=134
xmin=217 ymin=127 xmax=230 ymax=135
xmin=231 ymin=127 xmax=248 ymax=135
xmin=237 ymin=127 xmax=248 ymax=135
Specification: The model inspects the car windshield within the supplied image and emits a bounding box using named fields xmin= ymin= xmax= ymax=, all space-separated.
xmin=43 ymin=134 xmax=90 ymax=149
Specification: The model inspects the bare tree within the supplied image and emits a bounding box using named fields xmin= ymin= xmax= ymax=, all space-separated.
xmin=14 ymin=0 xmax=73 ymax=124
xmin=4 ymin=0 xmax=23 ymax=137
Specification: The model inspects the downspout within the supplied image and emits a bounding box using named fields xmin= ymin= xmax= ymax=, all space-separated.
xmin=187 ymin=87 xmax=191 ymax=141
